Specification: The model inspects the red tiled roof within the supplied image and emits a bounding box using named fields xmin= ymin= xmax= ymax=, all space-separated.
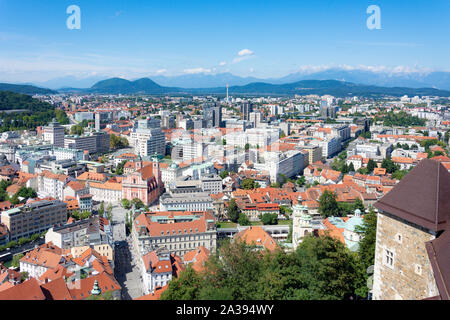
xmin=40 ymin=277 xmax=73 ymax=300
xmin=0 ymin=278 xmax=45 ymax=300
xmin=234 ymin=226 xmax=278 ymax=252
xmin=135 ymin=285 xmax=168 ymax=300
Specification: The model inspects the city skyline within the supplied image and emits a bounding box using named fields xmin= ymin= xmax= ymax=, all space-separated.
xmin=0 ymin=0 xmax=449 ymax=83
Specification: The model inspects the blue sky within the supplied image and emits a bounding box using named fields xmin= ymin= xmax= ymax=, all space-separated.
xmin=0 ymin=0 xmax=449 ymax=82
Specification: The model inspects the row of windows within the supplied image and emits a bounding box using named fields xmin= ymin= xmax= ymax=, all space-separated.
xmin=160 ymin=228 xmax=200 ymax=236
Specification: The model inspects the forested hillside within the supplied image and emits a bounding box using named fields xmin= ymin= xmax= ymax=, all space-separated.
xmin=0 ymin=91 xmax=68 ymax=132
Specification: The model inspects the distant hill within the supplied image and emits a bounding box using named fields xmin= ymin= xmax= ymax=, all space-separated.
xmin=187 ymin=80 xmax=450 ymax=97
xmin=56 ymin=77 xmax=450 ymax=97
xmin=0 ymin=83 xmax=57 ymax=95
xmin=0 ymin=91 xmax=68 ymax=132
xmin=221 ymin=80 xmax=450 ymax=97
xmin=150 ymin=72 xmax=262 ymax=88
xmin=88 ymin=78 xmax=181 ymax=94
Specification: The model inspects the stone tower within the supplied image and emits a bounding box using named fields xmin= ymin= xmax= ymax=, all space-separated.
xmin=372 ymin=159 xmax=449 ymax=300
xmin=292 ymin=204 xmax=313 ymax=250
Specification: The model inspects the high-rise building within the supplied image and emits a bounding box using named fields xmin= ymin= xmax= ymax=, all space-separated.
xmin=95 ymin=113 xmax=101 ymax=131
xmin=203 ymin=103 xmax=222 ymax=128
xmin=93 ymin=132 xmax=111 ymax=154
xmin=43 ymin=120 xmax=65 ymax=148
xmin=131 ymin=118 xmax=165 ymax=157
xmin=320 ymin=105 xmax=337 ymax=119
xmin=64 ymin=132 xmax=110 ymax=154
xmin=240 ymin=102 xmax=253 ymax=121
xmin=249 ymin=111 xmax=263 ymax=127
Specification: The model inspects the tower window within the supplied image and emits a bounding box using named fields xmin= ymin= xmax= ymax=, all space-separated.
xmin=414 ymin=264 xmax=422 ymax=275
xmin=384 ymin=249 xmax=394 ymax=269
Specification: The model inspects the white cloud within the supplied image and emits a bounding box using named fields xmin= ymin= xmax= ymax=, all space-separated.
xmin=219 ymin=61 xmax=227 ymax=66
xmin=238 ymin=49 xmax=254 ymax=57
xmin=294 ymin=64 xmax=433 ymax=75
xmin=232 ymin=49 xmax=255 ymax=64
xmin=183 ymin=68 xmax=212 ymax=74
xmin=156 ymin=69 xmax=167 ymax=74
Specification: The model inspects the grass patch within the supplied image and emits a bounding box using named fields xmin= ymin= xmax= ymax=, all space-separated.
xmin=277 ymin=219 xmax=292 ymax=225
xmin=216 ymin=222 xmax=238 ymax=229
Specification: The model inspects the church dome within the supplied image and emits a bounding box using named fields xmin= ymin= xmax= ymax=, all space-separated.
xmin=345 ymin=215 xmax=364 ymax=232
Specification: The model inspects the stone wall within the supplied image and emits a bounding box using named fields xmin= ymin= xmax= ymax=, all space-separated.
xmin=372 ymin=211 xmax=439 ymax=300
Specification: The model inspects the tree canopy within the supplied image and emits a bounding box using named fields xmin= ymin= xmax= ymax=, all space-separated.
xmin=241 ymin=179 xmax=260 ymax=190
xmin=318 ymin=190 xmax=339 ymax=218
xmin=161 ymin=235 xmax=363 ymax=300
xmin=261 ymin=213 xmax=278 ymax=225
xmin=226 ymin=199 xmax=240 ymax=223
xmin=0 ymin=91 xmax=68 ymax=132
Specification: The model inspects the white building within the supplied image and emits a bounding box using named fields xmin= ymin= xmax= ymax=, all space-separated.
xmin=37 ymin=171 xmax=70 ymax=201
xmin=255 ymin=150 xmax=305 ymax=183
xmin=312 ymin=137 xmax=341 ymax=158
xmin=141 ymin=249 xmax=173 ymax=295
xmin=43 ymin=120 xmax=65 ymax=148
xmin=159 ymin=192 xmax=214 ymax=211
xmin=53 ymin=147 xmax=85 ymax=162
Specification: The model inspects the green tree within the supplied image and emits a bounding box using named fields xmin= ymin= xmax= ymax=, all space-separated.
xmin=348 ymin=162 xmax=355 ymax=172
xmin=106 ymin=204 xmax=113 ymax=220
xmin=297 ymin=176 xmax=306 ymax=187
xmin=70 ymin=125 xmax=84 ymax=136
xmin=11 ymin=253 xmax=24 ymax=268
xmin=238 ymin=213 xmax=251 ymax=226
xmin=20 ymin=272 xmax=29 ymax=282
xmin=242 ymin=179 xmax=257 ymax=190
xmin=296 ymin=235 xmax=360 ymax=300
xmin=16 ymin=187 xmax=37 ymax=200
xmin=226 ymin=199 xmax=240 ymax=223
xmin=392 ymin=170 xmax=409 ymax=180
xmin=261 ymin=213 xmax=278 ymax=225
xmin=131 ymin=198 xmax=145 ymax=210
xmin=367 ymin=159 xmax=377 ymax=173
xmin=121 ymin=199 xmax=131 ymax=210
xmin=353 ymin=198 xmax=365 ymax=213
xmin=219 ymin=170 xmax=229 ymax=179
xmin=18 ymin=237 xmax=30 ymax=246
xmin=354 ymin=208 xmax=378 ymax=297
xmin=318 ymin=190 xmax=339 ymax=218
xmin=161 ymin=266 xmax=203 ymax=300
xmin=110 ymin=134 xmax=129 ymax=150
xmin=115 ymin=161 xmax=127 ymax=175
xmin=98 ymin=202 xmax=105 ymax=217
xmin=381 ymin=157 xmax=399 ymax=174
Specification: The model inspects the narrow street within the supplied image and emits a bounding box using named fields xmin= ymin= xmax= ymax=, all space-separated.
xmin=114 ymin=240 xmax=143 ymax=300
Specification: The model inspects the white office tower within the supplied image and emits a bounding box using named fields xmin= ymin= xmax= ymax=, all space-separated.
xmin=131 ymin=118 xmax=166 ymax=157
xmin=43 ymin=119 xmax=65 ymax=148
xmin=249 ymin=111 xmax=263 ymax=127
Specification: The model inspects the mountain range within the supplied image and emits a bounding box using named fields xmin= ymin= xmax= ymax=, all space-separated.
xmin=2 ymin=76 xmax=450 ymax=97
xmin=68 ymin=78 xmax=450 ymax=97
xmin=24 ymin=69 xmax=450 ymax=91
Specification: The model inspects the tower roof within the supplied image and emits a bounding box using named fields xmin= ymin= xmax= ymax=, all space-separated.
xmin=375 ymin=159 xmax=450 ymax=232
xmin=425 ymin=223 xmax=450 ymax=300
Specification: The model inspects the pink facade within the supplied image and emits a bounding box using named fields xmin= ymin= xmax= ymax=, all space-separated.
xmin=122 ymin=161 xmax=163 ymax=205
